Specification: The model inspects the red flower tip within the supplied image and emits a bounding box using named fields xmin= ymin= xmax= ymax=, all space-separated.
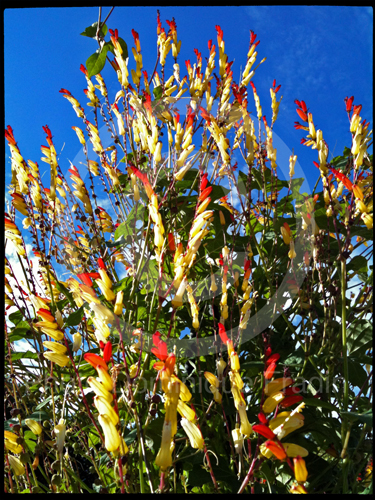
xmin=84 ymin=352 xmax=109 ymax=371
xmin=294 ymin=99 xmax=301 ymax=107
xmin=250 ymin=30 xmax=257 ymax=45
xmin=313 ymin=161 xmax=320 ymax=169
xmin=218 ymin=323 xmax=229 ymax=343
xmin=167 ymin=232 xmax=176 ymax=252
xmin=199 ymin=106 xmax=211 ymax=124
xmin=296 ymin=108 xmax=308 ymax=122
xmin=283 ymin=386 xmax=300 ymax=396
xmin=98 ymin=257 xmax=106 ymax=270
xmin=345 ymin=95 xmax=354 ymax=113
xmin=208 ymin=39 xmax=212 ymax=50
xmin=300 ymin=100 xmax=307 ymax=113
xmin=199 ymin=185 xmax=213 ymax=202
xmin=99 ymin=340 xmax=105 ymax=350
xmin=264 ymin=361 xmax=277 ymax=380
xmin=103 ymin=341 xmax=112 ymax=363
xmin=77 ymin=273 xmax=93 ymax=287
xmin=152 ymin=332 xmax=168 ymax=361
xmin=258 ymin=412 xmax=268 ymax=424
xmin=265 ymin=346 xmax=272 ymax=357
xmin=253 ymin=424 xmax=276 ymax=440
xmin=352 ymin=104 xmax=362 ymax=116
xmin=80 ymin=64 xmax=88 ymax=76
xmin=200 ymin=173 xmax=209 ymax=192
xmin=280 ymin=394 xmax=304 ymax=408
xmin=265 ymin=353 xmax=280 ymax=365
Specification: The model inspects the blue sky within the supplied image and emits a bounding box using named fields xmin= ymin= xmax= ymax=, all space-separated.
xmin=4 ymin=6 xmax=372 ymax=194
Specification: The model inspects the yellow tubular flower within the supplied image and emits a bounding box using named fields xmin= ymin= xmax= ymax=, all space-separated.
xmin=165 ymin=379 xmax=180 ymax=437
xmin=98 ymin=414 xmax=121 ymax=452
xmin=262 ymin=391 xmax=285 ymax=414
xmin=42 ymin=341 xmax=67 ymax=354
xmin=229 ymin=370 xmax=244 ymax=390
xmin=288 ymin=240 xmax=297 ymax=260
xmin=283 ymin=443 xmax=309 ymax=458
xmin=177 ymin=400 xmax=196 ymax=421
xmin=54 ymin=418 xmax=66 ymax=455
xmin=4 ymin=432 xmax=23 ymax=454
xmin=280 ymin=226 xmax=291 ymax=245
xmin=232 ymin=427 xmax=244 ymax=454
xmin=96 ymin=365 xmax=114 ymax=392
xmin=172 ymin=376 xmax=192 ymax=402
xmin=204 ymin=372 xmax=219 ymax=388
xmin=72 ymin=332 xmax=82 ymax=352
xmin=94 ymin=396 xmax=119 ymax=426
xmin=294 ymin=456 xmax=308 ymax=483
xmin=9 ymin=455 xmax=26 ymax=476
xmin=114 ymin=291 xmax=124 ymax=316
xmin=87 ymin=376 xmax=113 ymax=402
xmin=181 ymin=418 xmax=205 ymax=449
xmin=44 ymin=351 xmax=70 ymax=367
xmin=25 ymin=419 xmax=43 ymax=436
xmin=129 ymin=363 xmax=138 ymax=378
xmin=264 ymin=377 xmax=294 ymax=396
xmin=217 ymin=358 xmax=226 ymax=380
xmin=238 ymin=403 xmax=252 ymax=437
xmin=155 ymin=420 xmax=173 ymax=470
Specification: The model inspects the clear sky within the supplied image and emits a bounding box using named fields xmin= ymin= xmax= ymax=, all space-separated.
xmin=4 ymin=6 xmax=373 ymax=194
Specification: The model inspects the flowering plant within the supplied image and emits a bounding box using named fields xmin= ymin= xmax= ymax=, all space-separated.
xmin=4 ymin=8 xmax=372 ymax=494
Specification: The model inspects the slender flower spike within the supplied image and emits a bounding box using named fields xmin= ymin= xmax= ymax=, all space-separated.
xmin=294 ymin=455 xmax=308 ymax=483
xmin=25 ymin=419 xmax=43 ymax=436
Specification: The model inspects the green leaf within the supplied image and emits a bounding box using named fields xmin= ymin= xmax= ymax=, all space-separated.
xmin=340 ymin=410 xmax=372 ymax=426
xmin=34 ymin=395 xmax=60 ymax=411
xmin=123 ymin=428 xmax=138 ymax=445
xmin=54 ymin=280 xmax=75 ymax=307
xmin=106 ymin=37 xmax=128 ymax=59
xmin=303 ymin=398 xmax=338 ymax=411
xmin=153 ymin=85 xmax=163 ymax=101
xmin=9 ymin=321 xmax=31 ymax=342
xmin=347 ymin=255 xmax=368 ymax=274
xmin=113 ymin=276 xmax=133 ymax=294
xmin=81 ymin=22 xmax=108 ymax=38
xmin=114 ymin=206 xmax=138 ymax=241
xmin=86 ymin=45 xmax=110 ymax=78
xmin=9 ymin=310 xmax=25 ymax=325
xmin=11 ymin=351 xmax=38 ymax=361
xmin=65 ymin=306 xmax=84 ymax=327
